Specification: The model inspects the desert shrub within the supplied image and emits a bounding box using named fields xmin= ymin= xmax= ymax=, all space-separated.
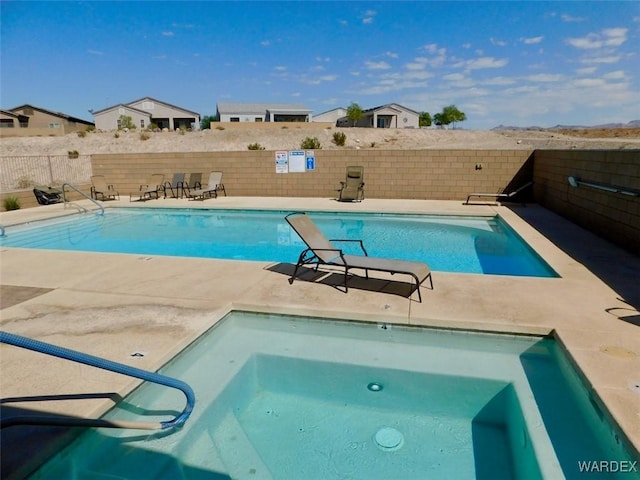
xmin=215 ymin=125 xmax=225 ymax=131
xmin=300 ymin=136 xmax=321 ymax=149
xmin=370 ymin=142 xmax=376 ymax=148
xmin=332 ymin=131 xmax=347 ymax=146
xmin=68 ymin=150 xmax=79 ymax=158
xmin=16 ymin=176 xmax=34 ymax=189
xmin=77 ymin=130 xmax=87 ymax=138
xmin=247 ymin=142 xmax=265 ymax=150
xmin=3 ymin=196 xmax=21 ymax=211
xmin=114 ymin=132 xmax=120 ymax=138
xmin=140 ymin=131 xmax=151 ymax=141
xmin=86 ymin=125 xmax=96 ymax=133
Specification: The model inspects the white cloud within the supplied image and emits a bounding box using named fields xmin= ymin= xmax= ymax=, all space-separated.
xmin=384 ymin=51 xmax=399 ymax=59
xmin=363 ymin=9 xmax=376 ymax=24
xmin=490 ymin=38 xmax=507 ymax=47
xmin=364 ymin=60 xmax=391 ymax=70
xmin=161 ymin=31 xmax=174 ymax=37
xmin=561 ymin=14 xmax=586 ymax=22
xmin=522 ymin=36 xmax=544 ymax=45
xmin=576 ymin=67 xmax=597 ymax=75
xmin=526 ymin=73 xmax=565 ymax=82
xmin=481 ymin=76 xmax=517 ymax=86
xmin=275 ymin=65 xmax=287 ymax=71
xmin=581 ymin=55 xmax=622 ymax=65
xmin=603 ymin=70 xmax=626 ymax=80
xmin=566 ymin=28 xmax=627 ymax=49
xmin=261 ymin=40 xmax=271 ymax=47
xmin=464 ymin=57 xmax=508 ymax=70
xmin=87 ymin=49 xmax=103 ymax=56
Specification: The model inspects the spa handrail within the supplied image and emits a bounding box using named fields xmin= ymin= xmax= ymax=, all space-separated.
xmin=0 ymin=331 xmax=195 ymax=431
xmin=62 ymin=182 xmax=105 ymax=215
xmin=567 ymin=176 xmax=640 ymax=197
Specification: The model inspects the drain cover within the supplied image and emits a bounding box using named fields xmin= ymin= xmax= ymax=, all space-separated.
xmin=374 ymin=427 xmax=404 ymax=451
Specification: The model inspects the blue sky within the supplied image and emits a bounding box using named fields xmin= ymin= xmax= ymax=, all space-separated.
xmin=2 ymin=1 xmax=639 ymax=129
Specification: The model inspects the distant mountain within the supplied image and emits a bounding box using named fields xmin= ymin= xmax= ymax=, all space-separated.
xmin=493 ymin=120 xmax=640 ymax=131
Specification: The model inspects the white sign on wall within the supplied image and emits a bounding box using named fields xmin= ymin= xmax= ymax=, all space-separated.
xmin=288 ymin=150 xmax=306 ymax=173
xmin=275 ymin=151 xmax=288 ymax=173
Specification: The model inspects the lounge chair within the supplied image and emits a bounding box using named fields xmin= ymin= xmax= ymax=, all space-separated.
xmin=32 ymin=187 xmax=62 ymax=205
xmin=186 ymin=171 xmax=227 ymax=201
xmin=90 ymin=175 xmax=120 ymax=201
xmin=131 ymin=174 xmax=164 ymax=201
xmin=338 ymin=166 xmax=365 ymax=202
xmin=185 ymin=173 xmax=202 ymax=190
xmin=464 ymin=181 xmax=533 ymax=205
xmin=163 ymin=173 xmax=186 ymax=198
xmin=285 ymin=212 xmax=433 ymax=302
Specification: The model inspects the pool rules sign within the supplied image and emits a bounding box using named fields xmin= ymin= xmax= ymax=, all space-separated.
xmin=275 ymin=150 xmax=315 ymax=173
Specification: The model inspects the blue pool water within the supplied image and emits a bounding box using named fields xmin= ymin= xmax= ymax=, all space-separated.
xmin=32 ymin=312 xmax=637 ymax=479
xmin=0 ymin=208 xmax=556 ymax=276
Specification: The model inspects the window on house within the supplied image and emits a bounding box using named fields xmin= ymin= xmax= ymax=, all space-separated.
xmin=49 ymin=123 xmax=60 ymax=128
xmin=255 ymin=117 xmax=263 ymax=122
xmin=0 ymin=119 xmax=15 ymax=128
xmin=230 ymin=117 xmax=240 ymax=122
xmin=140 ymin=119 xmax=145 ymax=128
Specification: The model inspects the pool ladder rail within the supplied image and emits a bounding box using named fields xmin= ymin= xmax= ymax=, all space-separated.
xmin=0 ymin=331 xmax=195 ymax=431
xmin=62 ymin=182 xmax=105 ymax=216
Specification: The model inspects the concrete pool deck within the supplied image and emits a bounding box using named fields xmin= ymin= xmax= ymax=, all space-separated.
xmin=1 ymin=197 xmax=639 ymax=477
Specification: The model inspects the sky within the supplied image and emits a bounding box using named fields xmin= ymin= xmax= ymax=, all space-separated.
xmin=1 ymin=1 xmax=639 ymax=129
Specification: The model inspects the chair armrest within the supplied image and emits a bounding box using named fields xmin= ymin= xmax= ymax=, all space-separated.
xmin=330 ymin=239 xmax=368 ymax=256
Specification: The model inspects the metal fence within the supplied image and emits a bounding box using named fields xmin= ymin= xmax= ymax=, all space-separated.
xmin=0 ymin=155 xmax=92 ymax=192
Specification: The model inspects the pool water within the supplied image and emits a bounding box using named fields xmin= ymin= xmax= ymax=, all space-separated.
xmin=0 ymin=208 xmax=556 ymax=276
xmin=32 ymin=312 xmax=636 ymax=479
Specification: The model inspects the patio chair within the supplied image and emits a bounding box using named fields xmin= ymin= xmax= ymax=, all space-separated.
xmin=338 ymin=166 xmax=365 ymax=202
xmin=90 ymin=175 xmax=120 ymax=201
xmin=464 ymin=181 xmax=533 ymax=205
xmin=186 ymin=171 xmax=227 ymax=201
xmin=131 ymin=174 xmax=164 ymax=202
xmin=185 ymin=173 xmax=202 ymax=190
xmin=285 ymin=212 xmax=433 ymax=302
xmin=32 ymin=186 xmax=62 ymax=205
xmin=163 ymin=173 xmax=186 ymax=198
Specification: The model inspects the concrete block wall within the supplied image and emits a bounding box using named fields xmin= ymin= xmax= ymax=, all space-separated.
xmin=91 ymin=149 xmax=534 ymax=201
xmin=533 ymin=150 xmax=640 ymax=253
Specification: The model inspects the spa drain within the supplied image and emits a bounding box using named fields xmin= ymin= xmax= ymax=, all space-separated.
xmin=374 ymin=427 xmax=404 ymax=452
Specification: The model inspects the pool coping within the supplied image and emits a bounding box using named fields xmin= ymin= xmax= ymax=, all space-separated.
xmin=1 ymin=197 xmax=639 ymax=477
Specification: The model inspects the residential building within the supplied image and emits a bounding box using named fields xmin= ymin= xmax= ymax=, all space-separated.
xmin=92 ymin=97 xmax=200 ymax=131
xmin=313 ymin=107 xmax=347 ymax=124
xmin=216 ymin=103 xmax=312 ymax=123
xmin=2 ymin=104 xmax=94 ymax=134
xmin=336 ymin=103 xmax=420 ymax=128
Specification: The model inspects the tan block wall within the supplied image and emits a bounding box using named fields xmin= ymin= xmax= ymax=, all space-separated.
xmin=533 ymin=150 xmax=640 ymax=253
xmin=91 ymin=149 xmax=534 ymax=201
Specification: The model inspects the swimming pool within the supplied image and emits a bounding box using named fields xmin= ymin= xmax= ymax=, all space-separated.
xmin=31 ymin=311 xmax=636 ymax=479
xmin=0 ymin=208 xmax=556 ymax=277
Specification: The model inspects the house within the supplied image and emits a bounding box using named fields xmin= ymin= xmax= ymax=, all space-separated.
xmin=0 ymin=110 xmax=27 ymax=129
xmin=2 ymin=104 xmax=94 ymax=134
xmin=92 ymin=97 xmax=200 ymax=131
xmin=216 ymin=103 xmax=312 ymax=123
xmin=336 ymin=103 xmax=420 ymax=128
xmin=313 ymin=107 xmax=347 ymax=124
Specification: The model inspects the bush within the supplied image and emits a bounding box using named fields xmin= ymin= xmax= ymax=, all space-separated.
xmin=68 ymin=150 xmax=79 ymax=158
xmin=332 ymin=131 xmax=347 ymax=146
xmin=3 ymin=196 xmax=21 ymax=211
xmin=215 ymin=125 xmax=225 ymax=130
xmin=247 ymin=142 xmax=265 ymax=150
xmin=86 ymin=125 xmax=96 ymax=133
xmin=300 ymin=136 xmax=321 ymax=149
xmin=17 ymin=176 xmax=34 ymax=189
xmin=77 ymin=130 xmax=87 ymax=138
xmin=140 ymin=131 xmax=151 ymax=141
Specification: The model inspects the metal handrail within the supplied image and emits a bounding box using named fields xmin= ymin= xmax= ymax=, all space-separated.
xmin=0 ymin=225 xmax=5 ymax=237
xmin=0 ymin=331 xmax=195 ymax=430
xmin=62 ymin=182 xmax=105 ymax=215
